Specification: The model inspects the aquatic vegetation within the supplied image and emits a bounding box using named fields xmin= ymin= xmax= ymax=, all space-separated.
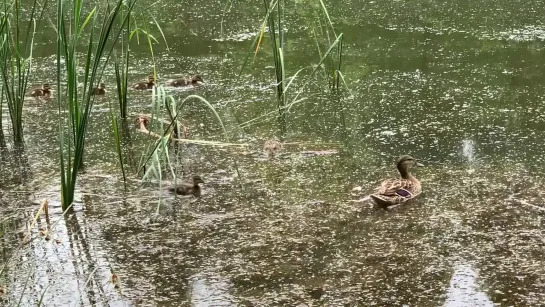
xmin=263 ymin=0 xmax=288 ymax=127
xmin=138 ymin=85 xmax=239 ymax=212
xmin=233 ymin=0 xmax=347 ymax=134
xmin=0 ymin=0 xmax=48 ymax=146
xmin=57 ymin=0 xmax=136 ymax=210
xmin=113 ymin=11 xmax=131 ymax=119
xmin=312 ymin=0 xmax=345 ymax=92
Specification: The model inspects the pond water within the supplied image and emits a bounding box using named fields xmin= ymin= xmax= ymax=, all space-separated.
xmin=2 ymin=0 xmax=545 ymax=306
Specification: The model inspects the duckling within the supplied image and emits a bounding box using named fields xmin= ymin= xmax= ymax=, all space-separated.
xmin=165 ymin=75 xmax=204 ymax=87
xmin=29 ymin=83 xmax=51 ymax=97
xmin=370 ymin=155 xmax=423 ymax=208
xmin=133 ymin=75 xmax=155 ymax=90
xmin=263 ymin=139 xmax=283 ymax=158
xmin=135 ymin=115 xmax=151 ymax=130
xmin=168 ymin=175 xmax=204 ymax=197
xmin=91 ymin=82 xmax=106 ymax=95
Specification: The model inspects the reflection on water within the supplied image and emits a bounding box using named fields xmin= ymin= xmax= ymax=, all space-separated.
xmin=190 ymin=274 xmax=235 ymax=306
xmin=461 ymin=139 xmax=476 ymax=163
xmin=444 ymin=263 xmax=493 ymax=307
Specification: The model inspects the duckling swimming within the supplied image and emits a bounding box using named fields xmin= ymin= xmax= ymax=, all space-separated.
xmin=133 ymin=75 xmax=155 ymax=90
xmin=165 ymin=75 xmax=204 ymax=87
xmin=91 ymin=82 xmax=106 ymax=95
xmin=29 ymin=83 xmax=51 ymax=97
xmin=168 ymin=175 xmax=204 ymax=197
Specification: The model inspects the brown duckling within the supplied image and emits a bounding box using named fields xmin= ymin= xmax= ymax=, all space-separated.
xmin=370 ymin=155 xmax=423 ymax=208
xmin=133 ymin=75 xmax=155 ymax=90
xmin=165 ymin=75 xmax=204 ymax=87
xmin=135 ymin=114 xmax=151 ymax=130
xmin=168 ymin=175 xmax=204 ymax=197
xmin=29 ymin=83 xmax=51 ymax=97
xmin=263 ymin=139 xmax=283 ymax=158
xmin=91 ymin=82 xmax=106 ymax=95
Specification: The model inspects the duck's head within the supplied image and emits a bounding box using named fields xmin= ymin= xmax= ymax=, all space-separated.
xmin=147 ymin=75 xmax=155 ymax=83
xmin=99 ymin=82 xmax=106 ymax=89
xmin=192 ymin=75 xmax=204 ymax=84
xmin=42 ymin=83 xmax=51 ymax=90
xmin=192 ymin=175 xmax=204 ymax=184
xmin=396 ymin=155 xmax=424 ymax=171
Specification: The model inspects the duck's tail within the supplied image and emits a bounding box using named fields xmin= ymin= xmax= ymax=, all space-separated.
xmin=370 ymin=194 xmax=395 ymax=209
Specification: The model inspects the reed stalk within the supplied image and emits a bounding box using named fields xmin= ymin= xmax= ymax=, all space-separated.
xmin=262 ymin=0 xmax=287 ymax=130
xmin=314 ymin=0 xmax=345 ymax=92
xmin=114 ymin=5 xmax=131 ymax=119
xmin=56 ymin=0 xmax=136 ymax=211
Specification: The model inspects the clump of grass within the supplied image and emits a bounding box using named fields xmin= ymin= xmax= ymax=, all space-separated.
xmin=137 ymin=86 xmax=241 ymax=212
xmin=56 ymin=0 xmax=136 ymax=211
xmin=0 ymin=0 xmax=47 ymax=146
xmin=230 ymin=0 xmax=347 ymax=132
xmin=312 ymin=0 xmax=345 ymax=92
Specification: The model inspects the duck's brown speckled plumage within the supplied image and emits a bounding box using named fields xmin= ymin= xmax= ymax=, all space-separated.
xmin=370 ymin=155 xmax=423 ymax=208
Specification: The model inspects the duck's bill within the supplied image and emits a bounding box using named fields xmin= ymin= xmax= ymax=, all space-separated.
xmin=416 ymin=162 xmax=424 ymax=167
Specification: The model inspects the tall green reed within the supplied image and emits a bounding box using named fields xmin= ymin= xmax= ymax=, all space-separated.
xmin=262 ymin=0 xmax=287 ymax=130
xmin=110 ymin=4 xmax=171 ymax=182
xmin=56 ymin=0 xmax=136 ymax=211
xmin=0 ymin=0 xmax=47 ymax=146
xmin=312 ymin=0 xmax=345 ymax=92
xmin=113 ymin=4 xmax=131 ymax=119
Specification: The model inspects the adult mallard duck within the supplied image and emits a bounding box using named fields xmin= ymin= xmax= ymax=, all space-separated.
xmin=91 ymin=82 xmax=106 ymax=95
xmin=370 ymin=155 xmax=423 ymax=208
xmin=168 ymin=175 xmax=204 ymax=197
xmin=29 ymin=83 xmax=51 ymax=97
xmin=165 ymin=75 xmax=204 ymax=87
xmin=133 ymin=75 xmax=155 ymax=90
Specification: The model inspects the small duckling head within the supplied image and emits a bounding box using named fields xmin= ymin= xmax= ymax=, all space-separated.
xmin=147 ymin=75 xmax=156 ymax=83
xmin=135 ymin=115 xmax=150 ymax=128
xmin=42 ymin=83 xmax=51 ymax=90
xmin=99 ymin=82 xmax=106 ymax=89
xmin=192 ymin=175 xmax=204 ymax=185
xmin=192 ymin=75 xmax=204 ymax=84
